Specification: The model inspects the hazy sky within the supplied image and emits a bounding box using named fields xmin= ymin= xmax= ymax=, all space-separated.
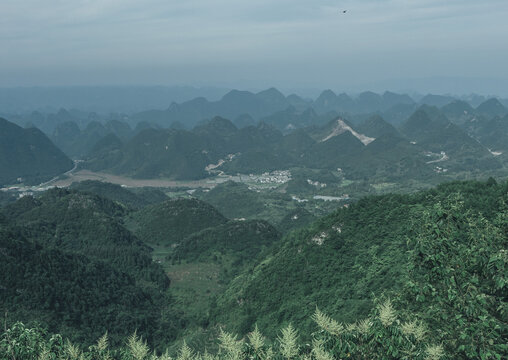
xmin=2 ymin=0 xmax=508 ymax=94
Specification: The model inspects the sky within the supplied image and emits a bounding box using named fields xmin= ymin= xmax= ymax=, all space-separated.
xmin=1 ymin=0 xmax=508 ymax=95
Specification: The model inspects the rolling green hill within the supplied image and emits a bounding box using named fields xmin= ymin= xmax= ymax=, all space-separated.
xmin=50 ymin=121 xmax=82 ymax=156
xmin=69 ymin=180 xmax=168 ymax=209
xmin=273 ymin=128 xmax=316 ymax=157
xmin=197 ymin=181 xmax=266 ymax=219
xmin=213 ymin=193 xmax=415 ymax=335
xmin=51 ymin=119 xmax=131 ymax=159
xmin=88 ymin=133 xmax=123 ymax=156
xmin=52 ymin=121 xmax=110 ymax=158
xmin=0 ymin=179 xmax=506 ymax=359
xmin=129 ymin=198 xmax=227 ymax=246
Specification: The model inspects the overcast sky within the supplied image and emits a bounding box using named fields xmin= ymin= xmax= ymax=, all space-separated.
xmin=1 ymin=0 xmax=508 ymax=95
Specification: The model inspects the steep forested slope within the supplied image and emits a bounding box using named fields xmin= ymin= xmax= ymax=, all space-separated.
xmin=400 ymin=107 xmax=501 ymax=171
xmin=355 ymin=114 xmax=400 ymax=138
xmin=343 ymin=134 xmax=437 ymax=181
xmin=2 ymin=188 xmax=168 ymax=288
xmin=0 ymin=215 xmax=179 ymax=348
xmin=214 ymin=193 xmax=415 ymax=335
xmin=0 ymin=118 xmax=73 ymax=186
xmin=86 ymin=128 xmax=214 ymax=180
xmin=211 ymin=180 xmax=508 ymax=359
xmin=463 ymin=114 xmax=508 ymax=153
xmin=276 ymin=207 xmax=317 ymax=234
xmin=476 ymin=98 xmax=508 ymax=118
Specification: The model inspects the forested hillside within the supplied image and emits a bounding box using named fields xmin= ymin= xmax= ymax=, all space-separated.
xmin=129 ymin=198 xmax=228 ymax=246
xmin=0 ymin=118 xmax=73 ymax=186
xmin=0 ymin=214 xmax=180 ymax=348
xmin=169 ymin=219 xmax=280 ymax=282
xmin=69 ymin=180 xmax=168 ymax=209
xmin=2 ymin=188 xmax=168 ymax=288
xmin=1 ymin=179 xmax=506 ymax=359
xmin=209 ymin=179 xmax=507 ymax=358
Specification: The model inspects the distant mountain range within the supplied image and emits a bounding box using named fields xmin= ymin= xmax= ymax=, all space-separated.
xmin=4 ymin=88 xmax=507 ymax=134
xmin=1 ymin=88 xmax=507 ymax=186
xmin=51 ymin=119 xmax=133 ymax=158
xmin=82 ymin=102 xmax=505 ymax=182
xmin=129 ymin=88 xmax=293 ymax=129
xmin=127 ymin=89 xmax=508 ymax=130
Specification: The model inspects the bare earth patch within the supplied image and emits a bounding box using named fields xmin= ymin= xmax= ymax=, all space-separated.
xmin=50 ymin=170 xmax=217 ymax=188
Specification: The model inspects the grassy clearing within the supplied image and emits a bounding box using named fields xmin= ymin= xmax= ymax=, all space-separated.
xmin=338 ymin=179 xmax=354 ymax=187
xmin=168 ymin=263 xmax=222 ymax=292
xmin=150 ymin=244 xmax=223 ymax=319
xmin=371 ymin=182 xmax=397 ymax=191
xmin=166 ymin=262 xmax=224 ymax=352
xmin=168 ymin=262 xmax=222 ymax=324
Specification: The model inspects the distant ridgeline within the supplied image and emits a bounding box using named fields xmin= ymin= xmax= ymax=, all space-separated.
xmin=0 ymin=178 xmax=506 ymax=359
xmin=1 ymin=89 xmax=505 ymax=154
xmin=1 ymin=89 xmax=507 ymax=185
xmin=68 ymin=94 xmax=508 ymax=181
xmin=5 ymin=88 xmax=507 ymax=133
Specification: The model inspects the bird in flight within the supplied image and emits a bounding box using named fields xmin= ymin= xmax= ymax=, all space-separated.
xmin=342 ymin=10 xmax=347 ymax=13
